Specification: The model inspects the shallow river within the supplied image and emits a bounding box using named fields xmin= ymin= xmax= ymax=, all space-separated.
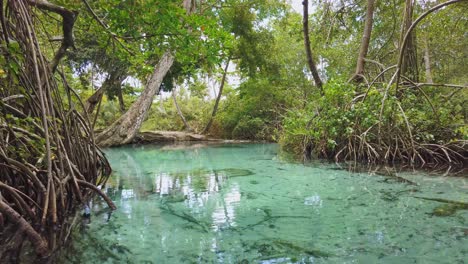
xmin=61 ymin=143 xmax=467 ymax=263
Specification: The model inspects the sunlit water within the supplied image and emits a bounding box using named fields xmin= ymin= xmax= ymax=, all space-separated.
xmin=60 ymin=143 xmax=467 ymax=263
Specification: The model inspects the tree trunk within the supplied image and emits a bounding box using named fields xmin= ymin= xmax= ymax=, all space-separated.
xmin=159 ymin=93 xmax=166 ymax=114
xmin=351 ymin=0 xmax=376 ymax=83
xmin=26 ymin=0 xmax=77 ymax=73
xmin=202 ymin=58 xmax=230 ymax=134
xmin=85 ymin=85 xmax=106 ymax=114
xmin=172 ymin=86 xmax=193 ymax=132
xmin=395 ymin=0 xmax=464 ymax=87
xmin=423 ymin=35 xmax=433 ymax=83
xmin=85 ymin=68 xmax=126 ymax=114
xmin=303 ymin=0 xmax=324 ymax=95
xmin=96 ymin=51 xmax=175 ymax=147
xmin=400 ymin=0 xmax=418 ymax=82
xmin=117 ymin=86 xmax=126 ymax=113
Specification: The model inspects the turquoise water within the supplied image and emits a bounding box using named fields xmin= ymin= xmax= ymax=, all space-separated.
xmin=61 ymin=143 xmax=467 ymax=263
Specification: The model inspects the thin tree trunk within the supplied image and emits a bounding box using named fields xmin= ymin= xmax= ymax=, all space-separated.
xmin=159 ymin=93 xmax=166 ymax=114
xmin=423 ymin=35 xmax=433 ymax=83
xmin=351 ymin=0 xmax=376 ymax=82
xmin=117 ymin=86 xmax=125 ymax=113
xmin=172 ymin=86 xmax=193 ymax=132
xmin=202 ymin=58 xmax=230 ymax=134
xmin=96 ymin=51 xmax=175 ymax=147
xmin=303 ymin=0 xmax=324 ymax=95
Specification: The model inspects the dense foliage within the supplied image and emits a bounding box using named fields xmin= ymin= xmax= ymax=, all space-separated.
xmin=62 ymin=0 xmax=467 ymax=164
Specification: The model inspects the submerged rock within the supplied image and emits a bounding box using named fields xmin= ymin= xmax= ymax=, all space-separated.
xmin=251 ymin=239 xmax=330 ymax=261
xmin=244 ymin=192 xmax=258 ymax=200
xmin=162 ymin=192 xmax=187 ymax=203
xmin=216 ymin=168 xmax=255 ymax=177
xmin=431 ymin=204 xmax=467 ymax=217
xmin=109 ymin=243 xmax=132 ymax=254
xmin=414 ymin=196 xmax=468 ymax=217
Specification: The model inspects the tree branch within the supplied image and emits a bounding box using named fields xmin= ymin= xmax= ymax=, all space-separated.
xmin=81 ymin=0 xmax=134 ymax=55
xmin=26 ymin=0 xmax=78 ymax=73
xmin=76 ymin=180 xmax=116 ymax=210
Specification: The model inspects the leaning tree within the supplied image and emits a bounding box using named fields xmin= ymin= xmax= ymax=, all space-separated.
xmin=95 ymin=0 xmax=196 ymax=147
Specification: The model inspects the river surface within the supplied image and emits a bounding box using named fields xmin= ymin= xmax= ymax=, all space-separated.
xmin=60 ymin=143 xmax=467 ymax=263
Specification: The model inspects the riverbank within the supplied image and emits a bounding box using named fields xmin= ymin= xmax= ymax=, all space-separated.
xmin=110 ymin=130 xmax=255 ymax=144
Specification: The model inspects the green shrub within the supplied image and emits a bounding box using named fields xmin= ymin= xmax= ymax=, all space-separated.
xmin=232 ymin=117 xmax=265 ymax=139
xmin=280 ymin=77 xmax=467 ymax=162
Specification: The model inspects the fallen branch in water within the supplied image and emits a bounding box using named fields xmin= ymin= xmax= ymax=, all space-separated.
xmin=160 ymin=204 xmax=210 ymax=233
xmin=413 ymin=196 xmax=468 ymax=206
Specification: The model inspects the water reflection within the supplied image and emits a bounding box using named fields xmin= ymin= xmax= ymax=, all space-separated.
xmin=60 ymin=143 xmax=467 ymax=264
xmin=212 ymin=184 xmax=241 ymax=231
xmin=104 ymin=160 xmax=244 ymax=234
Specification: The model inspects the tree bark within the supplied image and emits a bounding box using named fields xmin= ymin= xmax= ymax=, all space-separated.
xmin=172 ymin=86 xmax=193 ymax=132
xmin=96 ymin=51 xmax=175 ymax=147
xmin=202 ymin=58 xmax=230 ymax=134
xmin=351 ymin=0 xmax=376 ymax=83
xmin=400 ymin=0 xmax=418 ymax=82
xmin=303 ymin=0 xmax=324 ymax=95
xmin=159 ymin=93 xmax=166 ymax=114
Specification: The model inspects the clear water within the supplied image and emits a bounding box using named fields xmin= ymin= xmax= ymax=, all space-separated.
xmin=61 ymin=143 xmax=467 ymax=263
